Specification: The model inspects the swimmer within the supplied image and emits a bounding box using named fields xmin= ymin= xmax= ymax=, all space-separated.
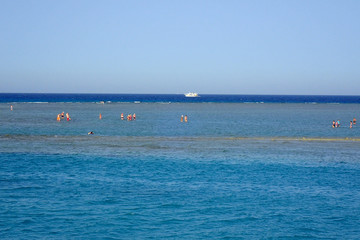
xmin=184 ymin=115 xmax=188 ymax=123
xmin=121 ymin=113 xmax=124 ymax=120
xmin=88 ymin=131 xmax=94 ymax=135
xmin=66 ymin=113 xmax=71 ymax=121
xmin=57 ymin=114 xmax=61 ymax=122
xmin=181 ymin=115 xmax=184 ymax=122
xmin=99 ymin=113 xmax=102 ymax=120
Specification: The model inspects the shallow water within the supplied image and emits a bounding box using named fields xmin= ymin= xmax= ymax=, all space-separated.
xmin=1 ymin=102 xmax=360 ymax=239
xmin=1 ymin=102 xmax=360 ymax=138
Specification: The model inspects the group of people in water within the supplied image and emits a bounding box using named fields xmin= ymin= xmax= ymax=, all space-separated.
xmin=180 ymin=115 xmax=188 ymax=122
xmin=57 ymin=112 xmax=137 ymax=122
xmin=55 ymin=111 xmax=188 ymax=135
xmin=47 ymin=106 xmax=360 ymax=131
xmin=15 ymin=105 xmax=356 ymax=130
xmin=49 ymin=109 xmax=360 ymax=129
xmin=57 ymin=112 xmax=71 ymax=121
xmin=120 ymin=113 xmax=136 ymax=121
xmin=332 ymin=118 xmax=356 ymax=128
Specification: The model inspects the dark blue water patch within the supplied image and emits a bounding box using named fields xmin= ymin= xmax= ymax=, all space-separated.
xmin=1 ymin=93 xmax=360 ymax=103
xmin=1 ymin=153 xmax=360 ymax=239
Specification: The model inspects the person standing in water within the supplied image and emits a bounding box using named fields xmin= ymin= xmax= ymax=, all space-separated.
xmin=57 ymin=114 xmax=61 ymax=122
xmin=181 ymin=115 xmax=184 ymax=122
xmin=184 ymin=115 xmax=188 ymax=123
xmin=66 ymin=113 xmax=71 ymax=121
xmin=99 ymin=113 xmax=102 ymax=120
xmin=350 ymin=121 xmax=353 ymax=128
xmin=121 ymin=113 xmax=124 ymax=120
xmin=353 ymin=118 xmax=356 ymax=125
xmin=332 ymin=120 xmax=335 ymax=128
xmin=133 ymin=113 xmax=136 ymax=120
xmin=10 ymin=105 xmax=13 ymax=111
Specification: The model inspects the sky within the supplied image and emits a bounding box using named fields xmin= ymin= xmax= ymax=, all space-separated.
xmin=0 ymin=0 xmax=359 ymax=95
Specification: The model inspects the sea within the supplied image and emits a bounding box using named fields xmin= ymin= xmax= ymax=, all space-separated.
xmin=1 ymin=93 xmax=360 ymax=239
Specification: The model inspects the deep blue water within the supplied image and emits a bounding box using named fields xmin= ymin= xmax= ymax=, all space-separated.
xmin=1 ymin=93 xmax=360 ymax=103
xmin=1 ymin=94 xmax=360 ymax=239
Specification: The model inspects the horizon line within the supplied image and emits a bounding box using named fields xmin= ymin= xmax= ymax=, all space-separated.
xmin=1 ymin=92 xmax=359 ymax=97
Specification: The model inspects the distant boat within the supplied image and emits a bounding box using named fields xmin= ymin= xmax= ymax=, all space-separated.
xmin=184 ymin=92 xmax=199 ymax=97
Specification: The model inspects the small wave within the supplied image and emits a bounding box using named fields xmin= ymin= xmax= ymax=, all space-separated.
xmin=24 ymin=102 xmax=50 ymax=104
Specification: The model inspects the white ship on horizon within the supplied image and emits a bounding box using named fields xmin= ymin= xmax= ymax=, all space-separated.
xmin=184 ymin=92 xmax=199 ymax=97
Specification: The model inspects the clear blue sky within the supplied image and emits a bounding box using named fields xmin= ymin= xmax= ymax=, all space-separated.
xmin=0 ymin=0 xmax=359 ymax=94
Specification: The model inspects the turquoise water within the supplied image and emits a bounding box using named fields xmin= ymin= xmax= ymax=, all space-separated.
xmin=1 ymin=101 xmax=360 ymax=239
